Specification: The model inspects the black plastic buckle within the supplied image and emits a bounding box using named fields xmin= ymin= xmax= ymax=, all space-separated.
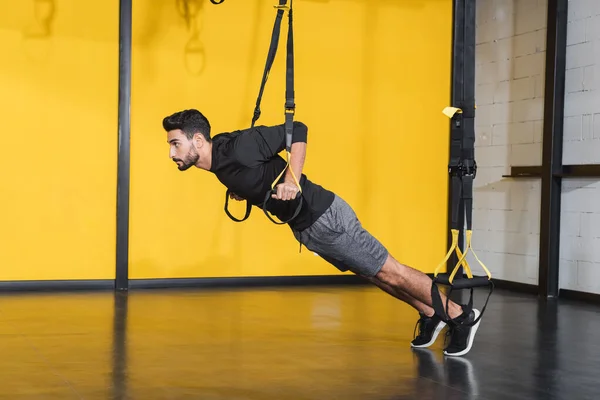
xmin=463 ymin=160 xmax=477 ymax=177
xmin=448 ymin=160 xmax=477 ymax=178
xmin=448 ymin=163 xmax=463 ymax=177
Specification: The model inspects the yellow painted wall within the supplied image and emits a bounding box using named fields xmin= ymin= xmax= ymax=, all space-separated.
xmin=129 ymin=0 xmax=453 ymax=279
xmin=0 ymin=1 xmax=118 ymax=280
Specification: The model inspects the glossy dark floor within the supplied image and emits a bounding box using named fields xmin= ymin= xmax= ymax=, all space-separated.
xmin=1 ymin=285 xmax=600 ymax=399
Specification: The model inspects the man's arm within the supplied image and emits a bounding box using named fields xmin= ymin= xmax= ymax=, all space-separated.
xmin=285 ymin=141 xmax=306 ymax=186
xmin=270 ymin=140 xmax=306 ymax=201
xmin=273 ymin=122 xmax=308 ymax=201
xmin=235 ymin=121 xmax=308 ymax=166
xmin=233 ymin=121 xmax=308 ymax=201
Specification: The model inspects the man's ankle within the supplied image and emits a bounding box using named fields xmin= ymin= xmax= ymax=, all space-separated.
xmin=448 ymin=304 xmax=464 ymax=320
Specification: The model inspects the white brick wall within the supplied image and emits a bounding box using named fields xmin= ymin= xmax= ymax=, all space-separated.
xmin=473 ymin=0 xmax=600 ymax=294
xmin=563 ymin=0 xmax=600 ymax=164
xmin=559 ymin=179 xmax=600 ymax=292
xmin=559 ymin=0 xmax=600 ymax=295
xmin=472 ymin=0 xmax=547 ymax=285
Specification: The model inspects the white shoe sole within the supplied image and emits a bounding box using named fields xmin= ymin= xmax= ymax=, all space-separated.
xmin=443 ymin=309 xmax=481 ymax=357
xmin=410 ymin=321 xmax=447 ymax=348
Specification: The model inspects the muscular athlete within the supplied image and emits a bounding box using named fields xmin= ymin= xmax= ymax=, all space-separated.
xmin=162 ymin=109 xmax=482 ymax=357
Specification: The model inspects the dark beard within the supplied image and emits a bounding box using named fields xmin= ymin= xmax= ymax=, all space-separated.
xmin=175 ymin=147 xmax=200 ymax=171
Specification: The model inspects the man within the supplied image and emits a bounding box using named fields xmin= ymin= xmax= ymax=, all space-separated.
xmin=163 ymin=108 xmax=482 ymax=357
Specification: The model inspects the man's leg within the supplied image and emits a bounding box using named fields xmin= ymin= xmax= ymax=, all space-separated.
xmin=362 ymin=275 xmax=435 ymax=317
xmin=361 ymin=274 xmax=449 ymax=348
xmin=315 ymin=250 xmax=435 ymax=315
xmin=370 ymin=253 xmax=482 ymax=356
xmin=293 ymin=194 xmax=481 ymax=355
xmin=372 ymin=253 xmax=463 ymax=320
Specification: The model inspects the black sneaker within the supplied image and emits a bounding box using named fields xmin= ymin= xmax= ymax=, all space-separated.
xmin=411 ymin=312 xmax=447 ymax=348
xmin=443 ymin=307 xmax=481 ymax=357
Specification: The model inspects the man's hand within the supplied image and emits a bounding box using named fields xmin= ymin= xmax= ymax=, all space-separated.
xmin=271 ymin=182 xmax=300 ymax=201
xmin=229 ymin=192 xmax=244 ymax=201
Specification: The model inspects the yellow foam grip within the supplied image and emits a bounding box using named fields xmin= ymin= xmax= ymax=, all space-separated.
xmin=270 ymin=151 xmax=302 ymax=192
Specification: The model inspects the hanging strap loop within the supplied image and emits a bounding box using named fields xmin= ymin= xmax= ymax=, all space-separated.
xmin=224 ymin=189 xmax=252 ymax=222
xmin=431 ymin=106 xmax=492 ymax=325
xmin=261 ymin=0 xmax=304 ymax=225
xmin=223 ymin=0 xmax=300 ymax=223
xmin=430 ymin=0 xmax=493 ymax=326
xmin=251 ymin=1 xmax=287 ymax=129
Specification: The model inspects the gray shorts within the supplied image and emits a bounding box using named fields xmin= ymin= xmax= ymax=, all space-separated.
xmin=291 ymin=195 xmax=389 ymax=277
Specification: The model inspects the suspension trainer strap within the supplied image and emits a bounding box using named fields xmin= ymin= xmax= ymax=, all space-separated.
xmin=430 ymin=0 xmax=493 ymax=324
xmin=251 ymin=3 xmax=286 ymax=128
xmin=223 ymin=1 xmax=287 ymax=223
xmin=284 ymin=0 xmax=295 ymax=152
xmin=224 ymin=189 xmax=252 ymax=222
xmin=262 ymin=0 xmax=304 ymax=225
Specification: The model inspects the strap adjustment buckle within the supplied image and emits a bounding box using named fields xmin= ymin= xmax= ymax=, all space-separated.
xmin=274 ymin=0 xmax=289 ymax=9
xmin=252 ymin=108 xmax=261 ymax=124
xmin=448 ymin=160 xmax=477 ymax=178
xmin=462 ymin=160 xmax=477 ymax=177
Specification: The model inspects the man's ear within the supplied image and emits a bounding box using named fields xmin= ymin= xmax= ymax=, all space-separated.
xmin=193 ymin=133 xmax=204 ymax=147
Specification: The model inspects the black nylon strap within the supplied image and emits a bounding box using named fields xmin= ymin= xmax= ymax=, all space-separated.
xmin=284 ymin=0 xmax=295 ymax=152
xmin=448 ymin=115 xmax=476 ymax=231
xmin=251 ymin=2 xmax=286 ymax=128
xmin=430 ymin=277 xmax=493 ymax=326
xmin=429 ymin=0 xmax=490 ymax=326
xmin=430 ymin=279 xmax=448 ymax=321
xmin=450 ymin=175 xmax=462 ymax=229
xmin=463 ymin=175 xmax=473 ymax=230
xmin=224 ymin=189 xmax=252 ymax=222
xmin=261 ymin=0 xmax=303 ymax=225
xmin=224 ymin=1 xmax=299 ymax=224
xmin=262 ymin=189 xmax=303 ymax=225
xmin=448 ymin=0 xmax=476 ymax=232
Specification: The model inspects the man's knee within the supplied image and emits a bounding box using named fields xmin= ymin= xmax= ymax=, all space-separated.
xmin=374 ymin=255 xmax=406 ymax=286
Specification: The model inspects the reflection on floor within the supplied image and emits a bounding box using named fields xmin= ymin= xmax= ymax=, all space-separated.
xmin=1 ymin=284 xmax=600 ymax=399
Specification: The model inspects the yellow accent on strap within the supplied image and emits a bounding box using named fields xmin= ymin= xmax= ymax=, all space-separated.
xmin=459 ymin=230 xmax=492 ymax=279
xmin=434 ymin=229 xmax=492 ymax=284
xmin=442 ymin=106 xmax=462 ymax=118
xmin=270 ymin=151 xmax=302 ymax=192
xmin=433 ymin=229 xmax=465 ymax=277
xmin=442 ymin=105 xmax=476 ymax=118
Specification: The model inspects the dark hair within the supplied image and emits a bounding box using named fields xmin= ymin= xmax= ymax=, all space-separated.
xmin=162 ymin=109 xmax=211 ymax=141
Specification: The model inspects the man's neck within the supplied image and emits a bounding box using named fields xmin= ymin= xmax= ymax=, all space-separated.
xmin=197 ymin=142 xmax=213 ymax=171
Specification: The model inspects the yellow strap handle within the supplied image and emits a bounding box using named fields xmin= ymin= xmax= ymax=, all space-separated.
xmin=433 ymin=229 xmax=468 ymax=278
xmin=433 ymin=229 xmax=491 ymax=284
xmin=270 ymin=151 xmax=302 ymax=193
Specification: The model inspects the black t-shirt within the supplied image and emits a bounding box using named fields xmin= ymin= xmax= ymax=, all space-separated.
xmin=209 ymin=121 xmax=335 ymax=231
